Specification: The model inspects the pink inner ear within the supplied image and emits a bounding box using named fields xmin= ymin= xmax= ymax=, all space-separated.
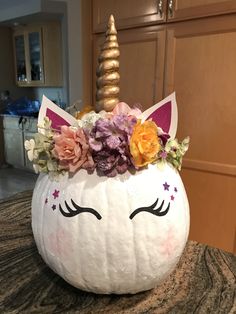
xmin=46 ymin=108 xmax=71 ymax=131
xmin=147 ymin=101 xmax=171 ymax=134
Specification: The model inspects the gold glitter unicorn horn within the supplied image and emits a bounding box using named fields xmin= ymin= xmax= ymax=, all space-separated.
xmin=95 ymin=15 xmax=120 ymax=112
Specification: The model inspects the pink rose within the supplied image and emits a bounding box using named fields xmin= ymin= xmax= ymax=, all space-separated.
xmin=53 ymin=126 xmax=94 ymax=173
xmin=112 ymin=102 xmax=142 ymax=118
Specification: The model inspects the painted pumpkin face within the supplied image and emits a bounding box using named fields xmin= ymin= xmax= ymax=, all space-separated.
xmin=32 ymin=163 xmax=189 ymax=294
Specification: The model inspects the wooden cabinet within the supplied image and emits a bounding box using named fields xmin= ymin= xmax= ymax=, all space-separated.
xmin=93 ymin=26 xmax=166 ymax=110
xmin=93 ymin=0 xmax=236 ymax=33
xmin=93 ymin=0 xmax=166 ymax=33
xmin=4 ymin=129 xmax=25 ymax=168
xmin=3 ymin=116 xmax=37 ymax=172
xmin=164 ymin=14 xmax=236 ymax=254
xmin=91 ymin=1 xmax=236 ymax=253
xmin=170 ymin=0 xmax=236 ymax=21
xmin=13 ymin=21 xmax=63 ymax=87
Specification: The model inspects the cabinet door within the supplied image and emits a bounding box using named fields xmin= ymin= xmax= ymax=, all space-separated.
xmin=168 ymin=0 xmax=236 ymax=21
xmin=13 ymin=34 xmax=27 ymax=85
xmin=4 ymin=129 xmax=24 ymax=168
xmin=13 ymin=22 xmax=62 ymax=87
xmin=93 ymin=26 xmax=166 ymax=110
xmin=93 ymin=0 xmax=166 ymax=33
xmin=0 ymin=117 xmax=4 ymax=166
xmin=27 ymin=29 xmax=44 ymax=84
xmin=13 ymin=27 xmax=44 ymax=86
xmin=164 ymin=15 xmax=236 ymax=253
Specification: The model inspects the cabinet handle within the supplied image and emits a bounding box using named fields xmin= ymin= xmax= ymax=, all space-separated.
xmin=168 ymin=0 xmax=174 ymax=17
xmin=157 ymin=0 xmax=163 ymax=18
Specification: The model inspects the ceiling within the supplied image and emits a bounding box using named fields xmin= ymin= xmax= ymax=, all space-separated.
xmin=0 ymin=0 xmax=66 ymax=27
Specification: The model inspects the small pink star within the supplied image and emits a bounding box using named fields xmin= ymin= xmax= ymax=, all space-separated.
xmin=52 ymin=189 xmax=60 ymax=199
xmin=170 ymin=195 xmax=175 ymax=201
xmin=52 ymin=204 xmax=56 ymax=211
xmin=174 ymin=187 xmax=178 ymax=193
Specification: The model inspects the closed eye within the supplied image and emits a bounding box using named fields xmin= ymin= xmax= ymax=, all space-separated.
xmin=129 ymin=198 xmax=170 ymax=220
xmin=59 ymin=199 xmax=102 ymax=220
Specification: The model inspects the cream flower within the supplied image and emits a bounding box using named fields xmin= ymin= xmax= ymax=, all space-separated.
xmin=77 ymin=111 xmax=107 ymax=130
xmin=24 ymin=139 xmax=38 ymax=161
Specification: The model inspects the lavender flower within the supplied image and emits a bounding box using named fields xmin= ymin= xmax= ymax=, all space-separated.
xmin=89 ymin=115 xmax=137 ymax=177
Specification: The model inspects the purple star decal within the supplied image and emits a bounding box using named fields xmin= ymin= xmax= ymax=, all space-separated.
xmin=170 ymin=195 xmax=175 ymax=201
xmin=45 ymin=198 xmax=48 ymax=204
xmin=52 ymin=204 xmax=56 ymax=211
xmin=163 ymin=182 xmax=170 ymax=191
xmin=174 ymin=187 xmax=178 ymax=193
xmin=52 ymin=189 xmax=60 ymax=199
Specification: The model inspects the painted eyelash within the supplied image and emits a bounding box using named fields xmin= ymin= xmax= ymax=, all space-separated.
xmin=129 ymin=198 xmax=170 ymax=220
xmin=59 ymin=199 xmax=102 ymax=220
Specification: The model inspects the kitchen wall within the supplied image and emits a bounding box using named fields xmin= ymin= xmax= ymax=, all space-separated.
xmin=53 ymin=0 xmax=92 ymax=108
xmin=32 ymin=6 xmax=69 ymax=107
xmin=0 ymin=26 xmax=34 ymax=102
xmin=33 ymin=87 xmax=65 ymax=107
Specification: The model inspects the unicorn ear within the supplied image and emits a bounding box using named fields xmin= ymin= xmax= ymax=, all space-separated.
xmin=38 ymin=95 xmax=78 ymax=133
xmin=140 ymin=92 xmax=178 ymax=139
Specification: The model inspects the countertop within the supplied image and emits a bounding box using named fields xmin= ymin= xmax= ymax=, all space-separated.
xmin=0 ymin=191 xmax=236 ymax=314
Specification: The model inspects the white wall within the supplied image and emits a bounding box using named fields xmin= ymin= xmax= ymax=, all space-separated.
xmin=0 ymin=0 xmax=41 ymax=23
xmin=34 ymin=0 xmax=84 ymax=108
xmin=54 ymin=0 xmax=83 ymax=108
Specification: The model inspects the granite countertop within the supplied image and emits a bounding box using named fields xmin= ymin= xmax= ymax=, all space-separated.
xmin=0 ymin=191 xmax=236 ymax=314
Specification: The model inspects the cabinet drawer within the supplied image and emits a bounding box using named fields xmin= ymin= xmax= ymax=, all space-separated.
xmin=24 ymin=118 xmax=38 ymax=133
xmin=169 ymin=0 xmax=236 ymax=22
xmin=3 ymin=116 xmax=38 ymax=132
xmin=3 ymin=116 xmax=21 ymax=129
xmin=93 ymin=0 xmax=165 ymax=33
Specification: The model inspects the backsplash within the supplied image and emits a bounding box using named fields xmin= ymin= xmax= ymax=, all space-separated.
xmin=32 ymin=87 xmax=67 ymax=109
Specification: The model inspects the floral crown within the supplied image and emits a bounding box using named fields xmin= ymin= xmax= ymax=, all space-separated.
xmin=24 ymin=94 xmax=189 ymax=180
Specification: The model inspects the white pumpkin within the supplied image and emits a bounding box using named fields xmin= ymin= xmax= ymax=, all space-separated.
xmin=32 ymin=163 xmax=189 ymax=294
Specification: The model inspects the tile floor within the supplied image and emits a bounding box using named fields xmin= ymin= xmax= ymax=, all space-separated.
xmin=0 ymin=166 xmax=38 ymax=199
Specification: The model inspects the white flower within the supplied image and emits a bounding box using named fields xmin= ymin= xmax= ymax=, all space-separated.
xmin=47 ymin=159 xmax=58 ymax=172
xmin=33 ymin=164 xmax=39 ymax=174
xmin=77 ymin=111 xmax=105 ymax=129
xmin=24 ymin=139 xmax=38 ymax=161
xmin=180 ymin=136 xmax=190 ymax=154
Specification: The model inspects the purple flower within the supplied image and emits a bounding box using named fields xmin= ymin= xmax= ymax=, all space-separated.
xmin=88 ymin=115 xmax=137 ymax=177
xmin=160 ymin=151 xmax=168 ymax=159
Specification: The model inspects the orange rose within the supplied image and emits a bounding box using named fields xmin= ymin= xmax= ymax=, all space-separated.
xmin=130 ymin=120 xmax=160 ymax=167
